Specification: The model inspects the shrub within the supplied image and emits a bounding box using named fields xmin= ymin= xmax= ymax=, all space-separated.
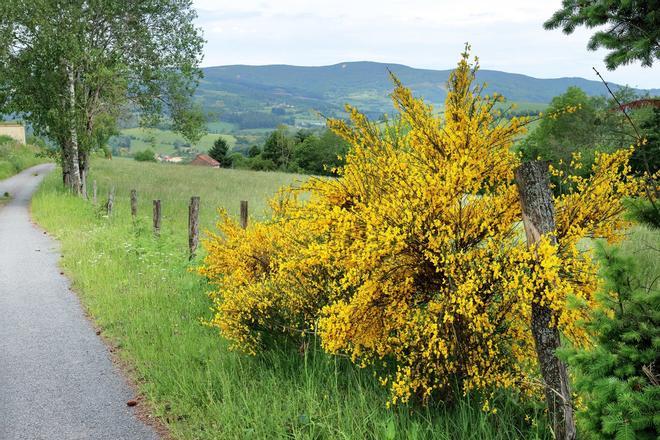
xmin=561 ymin=239 xmax=659 ymax=439
xmin=247 ymin=144 xmax=261 ymax=158
xmin=247 ymin=156 xmax=277 ymax=171
xmin=200 ymin=51 xmax=638 ymax=407
xmin=134 ymin=149 xmax=156 ymax=162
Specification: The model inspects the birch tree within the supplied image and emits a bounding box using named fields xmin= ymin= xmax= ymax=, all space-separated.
xmin=0 ymin=0 xmax=205 ymax=194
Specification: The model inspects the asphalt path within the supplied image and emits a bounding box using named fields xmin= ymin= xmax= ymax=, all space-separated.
xmin=0 ymin=164 xmax=158 ymax=440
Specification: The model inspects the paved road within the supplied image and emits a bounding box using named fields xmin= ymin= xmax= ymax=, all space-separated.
xmin=0 ymin=165 xmax=158 ymax=440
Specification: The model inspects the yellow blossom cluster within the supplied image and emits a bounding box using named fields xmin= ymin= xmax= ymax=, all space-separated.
xmin=199 ymin=50 xmax=638 ymax=406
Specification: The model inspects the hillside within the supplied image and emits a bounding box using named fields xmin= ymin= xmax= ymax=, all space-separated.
xmin=198 ymin=61 xmax=660 ymax=123
xmin=116 ymin=62 xmax=658 ymax=156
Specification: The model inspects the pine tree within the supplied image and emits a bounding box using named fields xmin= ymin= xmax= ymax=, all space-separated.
xmin=208 ymin=137 xmax=232 ymax=168
xmin=561 ymin=241 xmax=660 ymax=439
xmin=544 ymin=0 xmax=660 ymax=70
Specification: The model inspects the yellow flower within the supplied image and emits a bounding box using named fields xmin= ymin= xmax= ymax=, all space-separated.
xmin=199 ymin=49 xmax=638 ymax=408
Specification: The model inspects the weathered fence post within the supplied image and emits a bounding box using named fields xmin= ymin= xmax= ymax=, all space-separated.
xmin=240 ymin=200 xmax=248 ymax=229
xmin=106 ymin=186 xmax=115 ymax=216
xmin=130 ymin=189 xmax=138 ymax=219
xmin=92 ymin=180 xmax=97 ymax=205
xmin=515 ymin=161 xmax=576 ymax=440
xmin=153 ymin=200 xmax=161 ymax=236
xmin=188 ymin=196 xmax=200 ymax=259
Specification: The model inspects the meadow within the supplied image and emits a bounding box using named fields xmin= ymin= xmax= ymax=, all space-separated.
xmin=120 ymin=127 xmax=237 ymax=155
xmin=0 ymin=136 xmax=46 ymax=180
xmin=31 ymin=158 xmax=553 ymax=439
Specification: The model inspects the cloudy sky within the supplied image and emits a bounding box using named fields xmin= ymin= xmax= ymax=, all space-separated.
xmin=193 ymin=0 xmax=659 ymax=89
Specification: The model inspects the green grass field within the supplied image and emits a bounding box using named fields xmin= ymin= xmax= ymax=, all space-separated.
xmin=31 ymin=158 xmax=552 ymax=439
xmin=0 ymin=137 xmax=46 ymax=180
xmin=121 ymin=127 xmax=237 ymax=155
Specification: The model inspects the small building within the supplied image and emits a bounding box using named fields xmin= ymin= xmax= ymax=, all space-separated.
xmin=161 ymin=155 xmax=184 ymax=164
xmin=190 ymin=154 xmax=220 ymax=168
xmin=0 ymin=123 xmax=26 ymax=144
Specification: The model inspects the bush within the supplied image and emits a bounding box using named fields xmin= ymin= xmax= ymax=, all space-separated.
xmin=200 ymin=51 xmax=638 ymax=408
xmin=134 ymin=149 xmax=156 ymax=162
xmin=561 ymin=237 xmax=659 ymax=439
xmin=247 ymin=144 xmax=261 ymax=158
xmin=247 ymin=156 xmax=276 ymax=171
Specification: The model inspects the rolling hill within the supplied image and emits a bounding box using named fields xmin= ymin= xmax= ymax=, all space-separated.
xmin=198 ymin=61 xmax=660 ymax=124
xmin=117 ymin=62 xmax=658 ymax=156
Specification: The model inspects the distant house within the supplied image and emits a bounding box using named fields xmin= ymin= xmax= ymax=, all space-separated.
xmin=0 ymin=123 xmax=26 ymax=144
xmin=160 ymin=155 xmax=184 ymax=164
xmin=190 ymin=154 xmax=220 ymax=168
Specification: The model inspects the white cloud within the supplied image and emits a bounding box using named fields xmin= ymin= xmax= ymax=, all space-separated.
xmin=193 ymin=0 xmax=659 ymax=89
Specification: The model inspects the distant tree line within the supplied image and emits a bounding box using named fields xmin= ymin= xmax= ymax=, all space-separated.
xmin=220 ymin=111 xmax=295 ymax=130
xmin=208 ymin=126 xmax=349 ymax=175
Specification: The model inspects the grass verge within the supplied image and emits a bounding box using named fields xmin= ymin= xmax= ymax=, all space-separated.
xmin=0 ymin=136 xmax=46 ymax=180
xmin=31 ymin=159 xmax=551 ymax=439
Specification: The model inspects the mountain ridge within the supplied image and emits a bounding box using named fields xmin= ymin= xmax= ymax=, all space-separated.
xmin=195 ymin=61 xmax=659 ymax=128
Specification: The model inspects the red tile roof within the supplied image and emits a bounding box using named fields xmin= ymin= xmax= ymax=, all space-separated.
xmin=190 ymin=154 xmax=220 ymax=167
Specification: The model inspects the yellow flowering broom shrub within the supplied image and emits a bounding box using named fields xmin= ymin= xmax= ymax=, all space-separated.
xmin=200 ymin=50 xmax=638 ymax=405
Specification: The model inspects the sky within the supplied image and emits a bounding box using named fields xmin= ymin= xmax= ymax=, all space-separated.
xmin=193 ymin=0 xmax=659 ymax=89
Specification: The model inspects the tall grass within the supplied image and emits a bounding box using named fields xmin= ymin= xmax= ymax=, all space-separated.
xmin=31 ymin=159 xmax=551 ymax=439
xmin=0 ymin=136 xmax=46 ymax=180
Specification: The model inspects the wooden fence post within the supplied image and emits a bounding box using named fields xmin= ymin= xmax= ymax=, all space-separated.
xmin=240 ymin=200 xmax=248 ymax=229
xmin=92 ymin=180 xmax=97 ymax=205
xmin=515 ymin=161 xmax=576 ymax=440
xmin=106 ymin=186 xmax=115 ymax=216
xmin=153 ymin=200 xmax=161 ymax=236
xmin=188 ymin=196 xmax=200 ymax=259
xmin=130 ymin=189 xmax=138 ymax=219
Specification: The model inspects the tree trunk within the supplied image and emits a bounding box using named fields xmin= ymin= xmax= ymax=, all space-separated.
xmin=61 ymin=143 xmax=71 ymax=188
xmin=78 ymin=149 xmax=89 ymax=199
xmin=64 ymin=61 xmax=82 ymax=195
xmin=240 ymin=200 xmax=248 ymax=229
xmin=188 ymin=196 xmax=200 ymax=259
xmin=515 ymin=161 xmax=576 ymax=440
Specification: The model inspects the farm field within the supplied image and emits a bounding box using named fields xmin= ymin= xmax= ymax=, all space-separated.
xmin=120 ymin=127 xmax=237 ymax=155
xmin=31 ymin=158 xmax=555 ymax=440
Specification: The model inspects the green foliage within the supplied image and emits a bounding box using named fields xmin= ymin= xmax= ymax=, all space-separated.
xmin=247 ymin=144 xmax=261 ymax=158
xmin=627 ymin=107 xmax=660 ymax=228
xmin=208 ymin=137 xmax=233 ymax=167
xmin=561 ymin=230 xmax=660 ymax=439
xmin=134 ymin=149 xmax=156 ymax=162
xmin=517 ymin=86 xmax=634 ymax=193
xmin=246 ymin=156 xmax=277 ymax=171
xmin=544 ymin=0 xmax=660 ymax=69
xmin=627 ymin=199 xmax=660 ymax=229
xmin=292 ymin=130 xmax=347 ymax=175
xmin=262 ymin=125 xmax=294 ymax=169
xmin=633 ymin=108 xmax=660 ymax=176
xmin=236 ymin=127 xmax=347 ymax=175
